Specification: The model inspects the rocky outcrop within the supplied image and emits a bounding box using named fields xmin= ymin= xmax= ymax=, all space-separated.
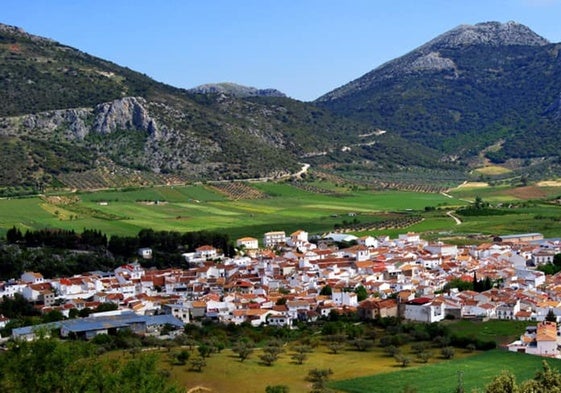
xmin=0 ymin=97 xmax=159 ymax=140
xmin=189 ymin=82 xmax=286 ymax=98
xmin=93 ymin=97 xmax=159 ymax=137
xmin=410 ymin=52 xmax=457 ymax=73
xmin=424 ymin=21 xmax=549 ymax=50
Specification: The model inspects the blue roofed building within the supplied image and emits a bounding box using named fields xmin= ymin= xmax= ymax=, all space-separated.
xmin=12 ymin=311 xmax=184 ymax=341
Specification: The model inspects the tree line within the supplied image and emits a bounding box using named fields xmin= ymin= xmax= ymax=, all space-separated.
xmin=0 ymin=226 xmax=235 ymax=280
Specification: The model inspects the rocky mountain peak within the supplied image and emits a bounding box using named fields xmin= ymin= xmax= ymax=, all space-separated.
xmin=423 ymin=21 xmax=549 ymax=50
xmin=188 ymin=82 xmax=286 ymax=98
xmin=0 ymin=22 xmax=55 ymax=43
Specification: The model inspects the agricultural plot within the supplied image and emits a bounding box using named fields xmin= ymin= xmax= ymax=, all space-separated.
xmin=330 ymin=350 xmax=561 ymax=393
xmin=208 ymin=182 xmax=268 ymax=200
xmin=2 ymin=182 xmax=561 ymax=240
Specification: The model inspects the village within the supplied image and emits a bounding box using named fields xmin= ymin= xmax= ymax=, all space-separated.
xmin=1 ymin=229 xmax=561 ymax=357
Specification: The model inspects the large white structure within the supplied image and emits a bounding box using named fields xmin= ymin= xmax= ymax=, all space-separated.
xmin=263 ymin=231 xmax=286 ymax=248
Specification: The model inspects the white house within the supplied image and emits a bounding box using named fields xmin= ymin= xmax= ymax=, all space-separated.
xmin=358 ymin=235 xmax=378 ymax=248
xmin=508 ymin=322 xmax=559 ymax=357
xmin=424 ymin=243 xmax=458 ymax=257
xmin=288 ymin=230 xmax=309 ymax=248
xmin=236 ymin=237 xmax=259 ymax=250
xmin=263 ymin=231 xmax=286 ymax=248
xmin=331 ymin=288 xmax=358 ymax=307
xmin=403 ymin=297 xmax=445 ymax=323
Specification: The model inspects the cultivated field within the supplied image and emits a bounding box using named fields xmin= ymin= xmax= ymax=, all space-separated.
xmin=0 ymin=183 xmax=455 ymax=238
xmin=1 ymin=181 xmax=561 ymax=240
xmin=331 ymin=350 xmax=561 ymax=393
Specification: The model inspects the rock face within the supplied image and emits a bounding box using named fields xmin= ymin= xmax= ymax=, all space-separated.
xmin=189 ymin=82 xmax=286 ymax=98
xmin=93 ymin=97 xmax=159 ymax=137
xmin=0 ymin=97 xmax=158 ymax=140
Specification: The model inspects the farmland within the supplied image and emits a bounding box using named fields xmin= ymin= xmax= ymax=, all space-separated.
xmin=0 ymin=180 xmax=560 ymax=241
xmin=330 ymin=350 xmax=561 ymax=393
xmin=164 ymin=342 xmax=480 ymax=393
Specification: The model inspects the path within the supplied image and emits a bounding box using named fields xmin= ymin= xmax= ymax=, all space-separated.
xmin=447 ymin=210 xmax=462 ymax=225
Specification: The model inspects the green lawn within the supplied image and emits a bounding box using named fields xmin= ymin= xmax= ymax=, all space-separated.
xmin=331 ymin=350 xmax=561 ymax=393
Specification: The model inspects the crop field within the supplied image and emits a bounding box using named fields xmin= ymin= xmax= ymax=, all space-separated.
xmin=330 ymin=350 xmax=561 ymax=393
xmin=1 ymin=181 xmax=561 ymax=240
xmin=0 ymin=183 xmax=454 ymax=238
xmin=472 ymin=165 xmax=512 ymax=175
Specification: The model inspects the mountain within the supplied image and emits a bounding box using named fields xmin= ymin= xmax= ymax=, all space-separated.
xmin=316 ymin=21 xmax=561 ymax=172
xmin=0 ymin=23 xmax=447 ymax=193
xmin=188 ymin=83 xmax=286 ymax=98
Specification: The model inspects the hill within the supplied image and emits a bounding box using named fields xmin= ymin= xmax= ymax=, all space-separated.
xmin=316 ymin=21 xmax=561 ymax=178
xmin=0 ymin=23 xmax=452 ymax=193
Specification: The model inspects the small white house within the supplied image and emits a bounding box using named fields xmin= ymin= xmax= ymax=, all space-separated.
xmin=236 ymin=237 xmax=259 ymax=250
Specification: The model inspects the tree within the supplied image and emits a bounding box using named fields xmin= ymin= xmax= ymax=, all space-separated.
xmin=441 ymin=346 xmax=455 ymax=359
xmin=326 ymin=340 xmax=346 ymax=354
xmin=546 ymin=309 xmax=557 ymax=323
xmin=416 ymin=351 xmax=431 ymax=363
xmin=198 ymin=343 xmax=213 ymax=358
xmin=384 ymin=345 xmax=400 ymax=357
xmin=259 ymin=352 xmax=279 ymax=367
xmin=291 ymin=351 xmax=307 ymax=365
xmin=319 ymin=285 xmax=332 ymax=296
xmin=173 ymin=349 xmax=190 ymax=365
xmin=190 ymin=357 xmax=207 ymax=372
xmin=266 ymin=386 xmax=290 ymax=393
xmin=232 ymin=339 xmax=255 ymax=362
xmin=307 ymin=368 xmax=333 ymax=393
xmin=354 ymin=285 xmax=368 ymax=302
xmin=395 ymin=353 xmax=411 ymax=367
xmin=484 ymin=370 xmax=519 ymax=393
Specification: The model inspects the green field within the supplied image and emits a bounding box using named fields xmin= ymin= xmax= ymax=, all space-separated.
xmin=1 ymin=182 xmax=561 ymax=240
xmin=330 ymin=350 xmax=561 ymax=393
xmin=0 ymin=184 xmax=455 ymax=239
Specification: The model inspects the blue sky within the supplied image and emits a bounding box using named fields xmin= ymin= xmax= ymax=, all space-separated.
xmin=3 ymin=0 xmax=561 ymax=101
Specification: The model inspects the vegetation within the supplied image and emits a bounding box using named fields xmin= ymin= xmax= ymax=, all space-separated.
xmin=331 ymin=350 xmax=561 ymax=393
xmin=0 ymin=338 xmax=182 ymax=393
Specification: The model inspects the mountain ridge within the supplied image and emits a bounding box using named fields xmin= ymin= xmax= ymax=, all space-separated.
xmin=315 ymin=21 xmax=561 ymax=179
xmin=2 ymin=20 xmax=561 ymax=193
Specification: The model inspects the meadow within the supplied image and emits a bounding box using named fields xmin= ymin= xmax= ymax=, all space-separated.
xmin=330 ymin=350 xmax=561 ymax=393
xmin=165 ymin=343 xmax=479 ymax=393
xmin=0 ymin=180 xmax=561 ymax=240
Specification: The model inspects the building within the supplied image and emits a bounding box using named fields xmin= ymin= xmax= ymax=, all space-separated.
xmin=507 ymin=321 xmax=559 ymax=357
xmin=236 ymin=237 xmax=259 ymax=250
xmin=12 ymin=311 xmax=184 ymax=341
xmin=495 ymin=233 xmax=544 ymax=243
xmin=263 ymin=231 xmax=286 ymax=248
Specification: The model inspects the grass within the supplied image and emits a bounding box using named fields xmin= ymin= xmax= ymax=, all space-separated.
xmin=0 ymin=185 xmax=454 ymax=238
xmin=162 ymin=344 xmax=478 ymax=393
xmin=446 ymin=319 xmax=531 ymax=346
xmin=473 ymin=165 xmax=512 ymax=175
xmin=1 ymin=182 xmax=561 ymax=240
xmin=330 ymin=350 xmax=561 ymax=393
